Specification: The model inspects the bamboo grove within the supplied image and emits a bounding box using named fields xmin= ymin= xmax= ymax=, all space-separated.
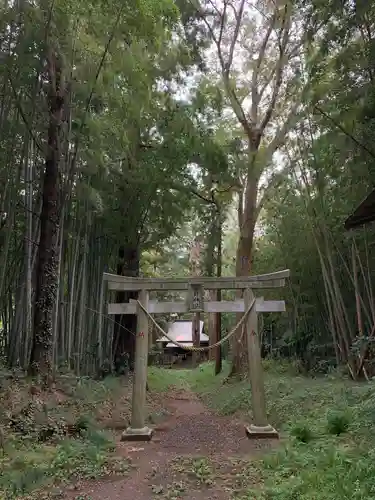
xmin=0 ymin=0 xmax=375 ymax=379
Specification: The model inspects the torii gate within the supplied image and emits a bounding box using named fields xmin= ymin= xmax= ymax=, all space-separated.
xmin=103 ymin=269 xmax=290 ymax=441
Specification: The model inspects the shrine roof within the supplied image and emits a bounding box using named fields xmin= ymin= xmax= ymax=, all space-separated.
xmin=345 ymin=188 xmax=375 ymax=230
xmin=158 ymin=320 xmax=208 ymax=343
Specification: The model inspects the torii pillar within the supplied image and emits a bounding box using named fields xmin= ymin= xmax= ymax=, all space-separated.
xmin=244 ymin=288 xmax=278 ymax=438
xmin=121 ymin=289 xmax=153 ymax=441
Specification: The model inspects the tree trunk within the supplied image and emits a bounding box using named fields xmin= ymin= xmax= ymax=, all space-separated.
xmin=204 ymin=216 xmax=216 ymax=359
xmin=24 ymin=139 xmax=33 ymax=368
xmin=30 ymin=49 xmax=65 ymax=380
xmin=207 ymin=290 xmax=216 ymax=361
xmin=112 ymin=244 xmax=139 ymax=374
xmin=214 ymin=208 xmax=223 ymax=375
xmin=230 ymin=173 xmax=258 ymax=376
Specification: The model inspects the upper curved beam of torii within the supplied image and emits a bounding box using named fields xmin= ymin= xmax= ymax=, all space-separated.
xmin=103 ymin=269 xmax=290 ymax=291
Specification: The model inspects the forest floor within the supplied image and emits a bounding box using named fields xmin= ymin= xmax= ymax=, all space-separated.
xmin=2 ymin=361 xmax=375 ymax=499
xmin=62 ymin=385 xmax=275 ymax=500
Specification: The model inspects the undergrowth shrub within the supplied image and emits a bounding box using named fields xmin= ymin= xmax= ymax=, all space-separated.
xmin=290 ymin=423 xmax=314 ymax=443
xmin=326 ymin=411 xmax=350 ymax=436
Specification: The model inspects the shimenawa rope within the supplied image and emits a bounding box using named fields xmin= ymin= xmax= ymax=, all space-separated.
xmin=136 ymin=297 xmax=256 ymax=352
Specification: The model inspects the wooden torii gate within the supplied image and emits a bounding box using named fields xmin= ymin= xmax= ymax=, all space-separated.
xmin=103 ymin=269 xmax=290 ymax=441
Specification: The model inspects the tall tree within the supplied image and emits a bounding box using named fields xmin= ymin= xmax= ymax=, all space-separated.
xmin=30 ymin=14 xmax=67 ymax=377
xmin=192 ymin=0 xmax=325 ymax=373
xmin=249 ymin=0 xmax=375 ymax=375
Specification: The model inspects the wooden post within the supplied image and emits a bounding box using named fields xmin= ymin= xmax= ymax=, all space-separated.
xmin=121 ymin=289 xmax=153 ymax=441
xmin=97 ymin=276 xmax=104 ymax=373
xmin=189 ymin=238 xmax=202 ymax=366
xmin=244 ymin=288 xmax=278 ymax=439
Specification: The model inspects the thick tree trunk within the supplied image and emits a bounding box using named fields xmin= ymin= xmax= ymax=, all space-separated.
xmin=230 ymin=174 xmax=258 ymax=377
xmin=30 ymin=50 xmax=65 ymax=380
xmin=112 ymin=244 xmax=139 ymax=374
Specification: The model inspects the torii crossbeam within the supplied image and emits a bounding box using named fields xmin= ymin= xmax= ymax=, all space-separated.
xmin=103 ymin=269 xmax=290 ymax=442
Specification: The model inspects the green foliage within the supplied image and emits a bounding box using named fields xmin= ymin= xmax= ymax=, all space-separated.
xmin=257 ymin=443 xmax=375 ymax=500
xmin=0 ymin=430 xmax=115 ymax=497
xmin=0 ymin=0 xmax=233 ymax=376
xmin=244 ymin=0 xmax=375 ymax=375
xmin=148 ymin=366 xmax=189 ymax=392
xmin=150 ymin=362 xmax=375 ymax=500
xmin=290 ymin=423 xmax=314 ymax=443
xmin=326 ymin=411 xmax=351 ymax=436
xmin=186 ymin=457 xmax=213 ymax=485
xmin=0 ymin=375 xmax=134 ymax=498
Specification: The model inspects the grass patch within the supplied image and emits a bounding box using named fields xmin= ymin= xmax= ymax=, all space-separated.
xmin=1 ymin=431 xmax=117 ymax=498
xmin=149 ymin=361 xmax=375 ymax=500
xmin=0 ymin=373 xmax=134 ymax=498
xmin=148 ymin=366 xmax=190 ymax=392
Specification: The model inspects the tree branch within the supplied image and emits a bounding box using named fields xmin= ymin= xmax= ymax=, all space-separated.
xmin=197 ymin=2 xmax=225 ymax=68
xmin=256 ymin=166 xmax=289 ymax=216
xmin=223 ymin=0 xmax=245 ymax=77
xmin=195 ymin=0 xmax=251 ymax=137
xmin=259 ymin=4 xmax=290 ymax=134
xmin=251 ymin=11 xmax=276 ymax=124
xmin=266 ymin=93 xmax=303 ymax=161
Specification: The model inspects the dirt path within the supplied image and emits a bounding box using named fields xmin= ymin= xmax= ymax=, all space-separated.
xmin=65 ymin=389 xmax=275 ymax=500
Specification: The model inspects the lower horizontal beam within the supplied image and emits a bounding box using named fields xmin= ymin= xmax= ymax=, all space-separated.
xmin=108 ymin=299 xmax=286 ymax=315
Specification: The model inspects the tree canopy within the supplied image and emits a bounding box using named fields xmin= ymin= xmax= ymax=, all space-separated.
xmin=0 ymin=0 xmax=375 ymax=379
